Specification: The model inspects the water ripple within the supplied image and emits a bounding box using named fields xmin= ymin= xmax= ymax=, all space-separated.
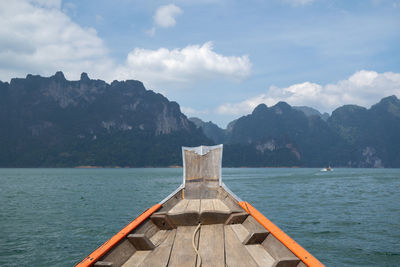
xmin=0 ymin=168 xmax=399 ymax=266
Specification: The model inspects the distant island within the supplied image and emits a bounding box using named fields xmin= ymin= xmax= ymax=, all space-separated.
xmin=1 ymin=72 xmax=399 ymax=168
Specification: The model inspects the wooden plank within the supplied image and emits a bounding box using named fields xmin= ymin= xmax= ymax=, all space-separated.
xmin=262 ymin=234 xmax=298 ymax=260
xmin=127 ymin=234 xmax=155 ymax=250
xmin=225 ymin=212 xmax=249 ymax=225
xmin=184 ymin=147 xmax=221 ymax=183
xmin=243 ymin=216 xmax=269 ymax=234
xmin=168 ymin=199 xmax=189 ymax=215
xmin=200 ymin=199 xmax=219 ymax=225
xmin=138 ymin=229 xmax=176 ymax=267
xmin=168 ymin=226 xmax=198 ymax=267
xmin=132 ymin=220 xmax=159 ymax=241
xmin=122 ymin=251 xmax=151 ymax=267
xmin=274 ymin=257 xmax=301 ymax=266
xmin=200 ymin=183 xmax=219 ymax=199
xmin=213 ymin=199 xmax=230 ymax=213
xmin=238 ymin=202 xmax=322 ymax=267
xmin=184 ymin=183 xmax=202 ymax=199
xmin=150 ymin=230 xmax=169 ymax=247
xmin=186 ymin=199 xmax=200 ymax=213
xmin=76 ymin=204 xmax=162 ymax=267
xmin=200 ymin=199 xmax=214 ymax=213
xmin=168 ymin=199 xmax=199 ymax=226
xmin=222 ymin=195 xmax=244 ymax=213
xmin=243 ymin=232 xmax=269 ymax=245
xmin=100 ymin=239 xmax=136 ymax=267
xmin=224 ymin=225 xmax=258 ymax=267
xmin=151 ymin=213 xmax=176 ymax=230
xmin=242 ymin=216 xmax=269 ymax=244
xmin=200 ymin=199 xmax=231 ymax=225
xmin=245 ymin=245 xmax=275 ymax=267
xmin=230 ymin=224 xmax=249 ymax=243
xmin=198 ymin=224 xmax=224 ymax=267
xmin=94 ymin=262 xmax=113 ymax=267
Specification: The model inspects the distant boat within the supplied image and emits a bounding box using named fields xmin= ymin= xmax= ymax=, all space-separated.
xmin=76 ymin=145 xmax=324 ymax=267
xmin=320 ymin=166 xmax=332 ymax=172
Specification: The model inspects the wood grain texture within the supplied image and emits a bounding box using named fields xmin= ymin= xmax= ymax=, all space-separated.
xmin=168 ymin=226 xmax=199 ymax=267
xmin=168 ymin=200 xmax=189 ymax=215
xmin=127 ymin=234 xmax=155 ymax=250
xmin=186 ymin=199 xmax=200 ymax=213
xmin=122 ymin=251 xmax=151 ymax=267
xmin=230 ymin=224 xmax=249 ymax=243
xmin=184 ymin=147 xmax=221 ymax=182
xmin=150 ymin=230 xmax=169 ymax=247
xmin=138 ymin=229 xmax=176 ymax=267
xmin=150 ymin=213 xmax=176 ymax=230
xmin=200 ymin=199 xmax=232 ymax=224
xmin=212 ymin=199 xmax=230 ymax=213
xmin=100 ymin=239 xmax=136 ymax=267
xmin=93 ymin=261 xmax=113 ymax=267
xmin=224 ymin=225 xmax=258 ymax=267
xmin=198 ymin=224 xmax=225 ymax=267
xmin=242 ymin=216 xmax=269 ymax=244
xmin=225 ymin=212 xmax=249 ymax=225
xmin=262 ymin=234 xmax=298 ymax=260
xmin=246 ymin=244 xmax=275 ymax=267
xmin=200 ymin=199 xmax=214 ymax=213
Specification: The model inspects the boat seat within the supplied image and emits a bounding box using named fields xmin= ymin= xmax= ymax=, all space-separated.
xmin=271 ymin=257 xmax=301 ymax=267
xmin=225 ymin=212 xmax=249 ymax=224
xmin=200 ymin=199 xmax=231 ymax=224
xmin=127 ymin=234 xmax=155 ymax=250
xmin=262 ymin=233 xmax=300 ymax=265
xmin=167 ymin=198 xmax=233 ymax=226
xmin=242 ymin=216 xmax=270 ymax=244
xmin=167 ymin=199 xmax=200 ymax=226
xmin=230 ymin=216 xmax=269 ymax=245
xmin=150 ymin=212 xmax=175 ymax=230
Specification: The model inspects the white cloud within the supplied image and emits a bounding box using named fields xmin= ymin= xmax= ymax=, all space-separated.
xmin=114 ymin=42 xmax=251 ymax=86
xmin=0 ymin=0 xmax=113 ymax=81
xmin=62 ymin=2 xmax=76 ymax=16
xmin=181 ymin=106 xmax=197 ymax=115
xmin=154 ymin=4 xmax=183 ymax=28
xmin=181 ymin=106 xmax=210 ymax=116
xmin=0 ymin=1 xmax=251 ymax=90
xmin=217 ymin=70 xmax=400 ymax=115
xmin=148 ymin=4 xmax=183 ymax=36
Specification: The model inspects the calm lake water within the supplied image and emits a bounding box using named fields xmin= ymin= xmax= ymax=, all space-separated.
xmin=0 ymin=168 xmax=399 ymax=266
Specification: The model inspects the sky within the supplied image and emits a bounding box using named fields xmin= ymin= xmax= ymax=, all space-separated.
xmin=0 ymin=0 xmax=399 ymax=127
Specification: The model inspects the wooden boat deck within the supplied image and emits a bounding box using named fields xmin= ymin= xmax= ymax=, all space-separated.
xmin=122 ymin=224 xmax=276 ymax=267
xmin=114 ymin=198 xmax=299 ymax=267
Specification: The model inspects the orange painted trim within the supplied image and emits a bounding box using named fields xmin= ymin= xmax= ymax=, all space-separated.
xmin=75 ymin=203 xmax=162 ymax=267
xmin=239 ymin=201 xmax=324 ymax=267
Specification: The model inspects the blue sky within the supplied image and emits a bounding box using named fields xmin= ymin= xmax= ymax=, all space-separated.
xmin=1 ymin=0 xmax=399 ymax=127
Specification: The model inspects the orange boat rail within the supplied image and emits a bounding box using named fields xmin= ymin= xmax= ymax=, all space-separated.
xmin=239 ymin=201 xmax=324 ymax=267
xmin=75 ymin=203 xmax=161 ymax=267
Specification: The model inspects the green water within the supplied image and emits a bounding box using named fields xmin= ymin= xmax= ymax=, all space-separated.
xmin=0 ymin=168 xmax=399 ymax=266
